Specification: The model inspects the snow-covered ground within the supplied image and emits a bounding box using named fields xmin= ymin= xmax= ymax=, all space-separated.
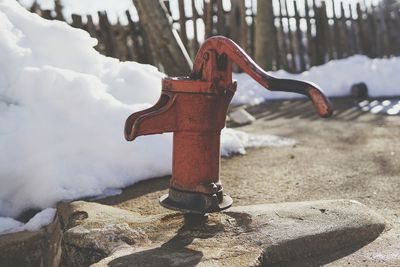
xmin=0 ymin=208 xmax=56 ymax=234
xmin=0 ymin=1 xmax=295 ymax=234
xmin=233 ymin=55 xmax=400 ymax=105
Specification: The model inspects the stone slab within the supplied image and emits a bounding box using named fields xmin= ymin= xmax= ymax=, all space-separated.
xmin=0 ymin=215 xmax=61 ymax=267
xmin=57 ymin=199 xmax=385 ymax=266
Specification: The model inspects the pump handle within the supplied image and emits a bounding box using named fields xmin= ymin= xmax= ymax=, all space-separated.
xmin=192 ymin=36 xmax=333 ymax=118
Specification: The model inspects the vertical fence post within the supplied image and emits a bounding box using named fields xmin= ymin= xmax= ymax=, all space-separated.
xmin=204 ymin=0 xmax=214 ymax=38
xmin=284 ymin=0 xmax=297 ymax=71
xmin=304 ymin=0 xmax=314 ymax=68
xmin=255 ymin=0 xmax=275 ymax=70
xmin=178 ymin=0 xmax=189 ymax=52
xmin=216 ymin=0 xmax=225 ymax=35
xmin=294 ymin=0 xmax=306 ymax=71
xmin=356 ymin=3 xmax=368 ymax=55
xmin=132 ymin=0 xmax=192 ymax=76
xmin=191 ymin=0 xmax=200 ymax=56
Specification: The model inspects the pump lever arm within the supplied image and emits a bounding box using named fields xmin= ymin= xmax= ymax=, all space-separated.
xmin=192 ymin=36 xmax=333 ymax=118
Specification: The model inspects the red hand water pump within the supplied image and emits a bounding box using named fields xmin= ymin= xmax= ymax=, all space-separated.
xmin=124 ymin=36 xmax=333 ymax=214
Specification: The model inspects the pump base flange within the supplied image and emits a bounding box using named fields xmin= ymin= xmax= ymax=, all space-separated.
xmin=160 ymin=187 xmax=233 ymax=214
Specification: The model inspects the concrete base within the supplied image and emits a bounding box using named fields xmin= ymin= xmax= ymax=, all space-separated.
xmin=54 ymin=199 xmax=385 ymax=266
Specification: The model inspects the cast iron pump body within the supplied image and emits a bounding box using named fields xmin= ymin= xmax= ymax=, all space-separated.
xmin=124 ymin=36 xmax=333 ymax=214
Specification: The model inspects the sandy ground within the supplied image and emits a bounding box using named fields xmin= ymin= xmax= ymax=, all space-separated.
xmin=96 ymin=98 xmax=400 ymax=266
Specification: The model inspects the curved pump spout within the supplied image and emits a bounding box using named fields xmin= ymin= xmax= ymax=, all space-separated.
xmin=124 ymin=93 xmax=177 ymax=141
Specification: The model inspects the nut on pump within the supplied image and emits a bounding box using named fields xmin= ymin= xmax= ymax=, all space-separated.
xmin=124 ymin=36 xmax=333 ymax=214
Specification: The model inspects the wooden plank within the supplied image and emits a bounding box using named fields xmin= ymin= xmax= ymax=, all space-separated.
xmin=383 ymin=3 xmax=399 ymax=56
xmin=366 ymin=5 xmax=377 ymax=57
xmin=255 ymin=0 xmax=275 ymax=70
xmin=229 ymin=0 xmax=248 ymax=52
xmin=29 ymin=1 xmax=40 ymax=13
xmin=191 ymin=0 xmax=200 ymax=55
xmin=392 ymin=9 xmax=400 ymax=55
xmin=71 ymin=14 xmax=83 ymax=28
xmin=348 ymin=3 xmax=359 ymax=54
xmin=126 ymin=10 xmax=145 ymax=62
xmin=331 ymin=0 xmax=342 ymax=59
xmin=132 ymin=0 xmax=192 ymax=76
xmin=178 ymin=0 xmax=189 ymax=51
xmin=321 ymin=1 xmax=333 ymax=61
xmin=249 ymin=0 xmax=256 ymax=57
xmin=54 ymin=0 xmax=64 ymax=21
xmin=41 ymin=9 xmax=53 ymax=20
xmin=314 ymin=0 xmax=327 ymax=65
xmin=85 ymin=15 xmax=97 ymax=37
xmin=277 ymin=0 xmax=289 ymax=70
xmin=294 ymin=0 xmax=306 ymax=71
xmin=204 ymin=0 xmax=214 ymax=38
xmin=98 ymin=11 xmax=115 ymax=57
xmin=273 ymin=17 xmax=281 ymax=71
xmin=304 ymin=0 xmax=315 ymax=68
xmin=339 ymin=2 xmax=350 ymax=57
xmin=216 ymin=0 xmax=225 ymax=35
xmin=356 ymin=3 xmax=368 ymax=55
xmin=284 ymin=0 xmax=296 ymax=71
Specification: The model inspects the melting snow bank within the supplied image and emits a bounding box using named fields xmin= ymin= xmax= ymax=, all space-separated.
xmin=233 ymin=55 xmax=400 ymax=105
xmin=221 ymin=128 xmax=296 ymax=157
xmin=0 ymin=208 xmax=56 ymax=234
xmin=0 ymin=1 xmax=295 ymax=234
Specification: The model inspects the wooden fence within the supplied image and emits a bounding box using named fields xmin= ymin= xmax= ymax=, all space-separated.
xmin=26 ymin=0 xmax=400 ymax=73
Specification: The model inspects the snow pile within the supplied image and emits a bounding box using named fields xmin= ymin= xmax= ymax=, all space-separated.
xmin=233 ymin=55 xmax=400 ymax=105
xmin=0 ymin=208 xmax=56 ymax=235
xmin=221 ymin=128 xmax=295 ymax=156
xmin=0 ymin=1 xmax=293 ymax=233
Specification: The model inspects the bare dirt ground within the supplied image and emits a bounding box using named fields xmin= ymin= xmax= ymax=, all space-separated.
xmin=97 ymin=98 xmax=400 ymax=266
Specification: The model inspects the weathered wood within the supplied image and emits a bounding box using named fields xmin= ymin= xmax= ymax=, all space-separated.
xmin=204 ymin=0 xmax=214 ymax=38
xmin=366 ymin=5 xmax=378 ymax=57
xmin=348 ymin=3 xmax=359 ymax=54
xmin=71 ymin=14 xmax=83 ymax=29
xmin=277 ymin=26 xmax=289 ymax=70
xmin=284 ymin=0 xmax=297 ymax=71
xmin=356 ymin=3 xmax=368 ymax=55
xmin=54 ymin=0 xmax=64 ymax=21
xmin=249 ymin=0 xmax=255 ymax=57
xmin=98 ymin=11 xmax=115 ymax=57
xmin=272 ymin=19 xmax=281 ymax=70
xmin=229 ymin=0 xmax=247 ymax=52
xmin=315 ymin=1 xmax=327 ymax=65
xmin=255 ymin=0 xmax=275 ymax=70
xmin=321 ymin=1 xmax=334 ymax=60
xmin=339 ymin=2 xmax=350 ymax=58
xmin=132 ymin=0 xmax=192 ymax=76
xmin=305 ymin=0 xmax=315 ymax=67
xmin=216 ymin=0 xmax=225 ymax=35
xmin=191 ymin=0 xmax=200 ymax=56
xmin=85 ymin=15 xmax=97 ymax=37
xmin=178 ymin=0 xmax=189 ymax=51
xmin=24 ymin=0 xmax=400 ymax=74
xmin=125 ymin=11 xmax=143 ymax=62
xmin=41 ymin=9 xmax=52 ymax=20
xmin=113 ymin=21 xmax=129 ymax=61
xmin=331 ymin=0 xmax=341 ymax=59
xmin=29 ymin=1 xmax=40 ymax=13
xmin=294 ymin=0 xmax=306 ymax=71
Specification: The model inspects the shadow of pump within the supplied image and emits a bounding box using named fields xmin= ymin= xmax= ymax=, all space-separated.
xmin=107 ymin=210 xmax=382 ymax=267
xmin=108 ymin=214 xmax=219 ymax=267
